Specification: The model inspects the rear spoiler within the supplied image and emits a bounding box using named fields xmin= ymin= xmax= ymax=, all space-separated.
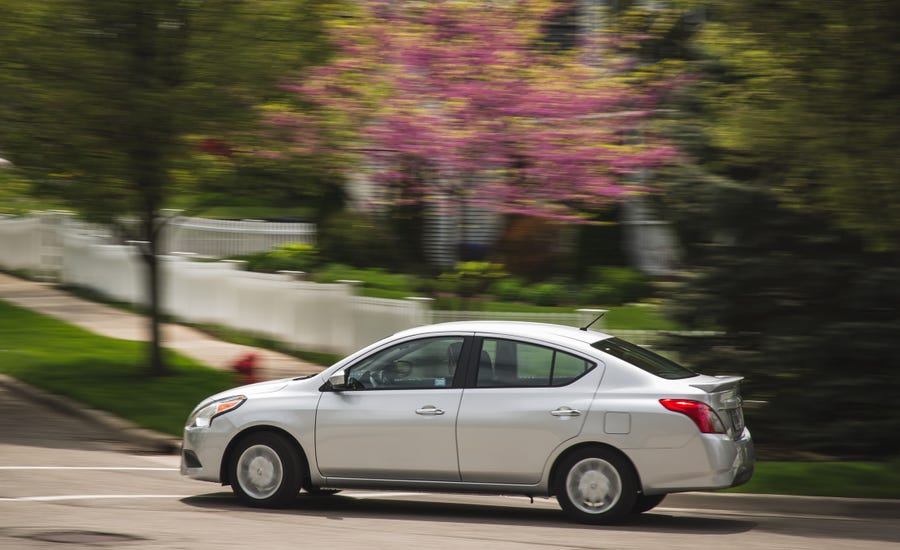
xmin=690 ymin=375 xmax=744 ymax=393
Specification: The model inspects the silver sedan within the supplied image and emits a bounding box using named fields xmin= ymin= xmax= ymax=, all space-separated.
xmin=181 ymin=321 xmax=754 ymax=524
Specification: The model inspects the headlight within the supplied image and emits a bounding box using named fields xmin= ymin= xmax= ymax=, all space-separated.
xmin=186 ymin=395 xmax=246 ymax=428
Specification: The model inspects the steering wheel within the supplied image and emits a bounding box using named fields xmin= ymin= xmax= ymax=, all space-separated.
xmin=365 ymin=371 xmax=383 ymax=388
xmin=391 ymin=360 xmax=413 ymax=379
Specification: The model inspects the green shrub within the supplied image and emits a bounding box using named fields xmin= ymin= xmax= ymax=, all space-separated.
xmin=318 ymin=212 xmax=404 ymax=269
xmin=234 ymin=243 xmax=319 ymax=274
xmin=589 ymin=267 xmax=652 ymax=304
xmin=488 ymin=278 xmax=526 ymax=302
xmin=313 ymin=264 xmax=417 ymax=293
xmin=522 ymin=282 xmax=571 ymax=306
xmin=587 ymin=283 xmax=625 ymax=306
xmin=438 ymin=262 xmax=508 ymax=298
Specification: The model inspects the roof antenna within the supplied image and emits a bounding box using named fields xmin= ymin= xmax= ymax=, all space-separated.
xmin=580 ymin=310 xmax=606 ymax=331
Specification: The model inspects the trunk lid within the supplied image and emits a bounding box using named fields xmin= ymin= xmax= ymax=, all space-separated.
xmin=690 ymin=375 xmax=746 ymax=439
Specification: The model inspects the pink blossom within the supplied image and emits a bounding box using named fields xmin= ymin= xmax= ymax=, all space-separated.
xmin=273 ymin=0 xmax=679 ymax=221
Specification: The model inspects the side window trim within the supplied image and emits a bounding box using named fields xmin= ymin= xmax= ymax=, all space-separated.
xmin=341 ymin=334 xmax=474 ymax=391
xmin=461 ymin=336 xmax=484 ymax=389
xmin=466 ymin=335 xmax=598 ymax=389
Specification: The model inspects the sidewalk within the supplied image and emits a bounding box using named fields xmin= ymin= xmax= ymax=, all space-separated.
xmin=0 ymin=272 xmax=325 ymax=381
xmin=0 ymin=272 xmax=330 ymax=452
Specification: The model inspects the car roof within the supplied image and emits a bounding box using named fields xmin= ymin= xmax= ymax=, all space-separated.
xmin=392 ymin=321 xmax=612 ymax=348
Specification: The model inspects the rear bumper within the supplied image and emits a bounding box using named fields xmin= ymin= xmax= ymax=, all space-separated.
xmin=632 ymin=427 xmax=755 ymax=494
xmin=728 ymin=429 xmax=755 ymax=487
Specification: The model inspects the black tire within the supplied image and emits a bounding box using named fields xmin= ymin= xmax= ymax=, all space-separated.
xmin=230 ymin=432 xmax=302 ymax=508
xmin=301 ymin=478 xmax=341 ymax=496
xmin=554 ymin=447 xmax=638 ymax=524
xmin=304 ymin=487 xmax=342 ymax=496
xmin=631 ymin=493 xmax=666 ymax=514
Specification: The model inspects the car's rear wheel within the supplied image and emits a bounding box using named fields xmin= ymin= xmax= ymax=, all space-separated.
xmin=230 ymin=432 xmax=302 ymax=508
xmin=631 ymin=493 xmax=666 ymax=514
xmin=554 ymin=447 xmax=637 ymax=524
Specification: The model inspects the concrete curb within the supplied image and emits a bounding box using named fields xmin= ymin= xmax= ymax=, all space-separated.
xmin=0 ymin=373 xmax=181 ymax=455
xmin=668 ymin=491 xmax=900 ymax=519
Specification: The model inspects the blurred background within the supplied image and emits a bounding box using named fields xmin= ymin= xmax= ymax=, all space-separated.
xmin=1 ymin=0 xmax=898 ymax=464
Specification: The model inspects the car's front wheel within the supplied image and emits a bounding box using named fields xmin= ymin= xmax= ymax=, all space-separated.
xmin=230 ymin=432 xmax=302 ymax=508
xmin=554 ymin=447 xmax=637 ymax=524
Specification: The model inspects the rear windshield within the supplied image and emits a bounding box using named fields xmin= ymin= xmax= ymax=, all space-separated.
xmin=591 ymin=337 xmax=697 ymax=380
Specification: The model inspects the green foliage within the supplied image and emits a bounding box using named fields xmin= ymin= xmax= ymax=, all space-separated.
xmin=650 ymin=1 xmax=900 ymax=459
xmin=687 ymin=0 xmax=900 ymax=251
xmin=317 ymin=212 xmax=407 ymax=269
xmin=587 ymin=284 xmax=625 ymax=307
xmin=235 ymin=243 xmax=319 ymax=274
xmin=0 ymin=171 xmax=59 ymax=215
xmin=724 ymin=459 xmax=900 ymax=499
xmin=312 ymin=264 xmax=418 ymax=294
xmin=570 ymin=208 xmax=629 ymax=280
xmin=663 ymin=187 xmax=900 ymax=457
xmin=0 ymin=300 xmax=235 ymax=435
xmin=175 ymin=153 xmax=346 ymax=223
xmin=488 ymin=278 xmax=527 ymax=302
xmin=588 ymin=267 xmax=652 ymax=305
xmin=0 ymin=0 xmax=343 ymax=376
xmin=438 ymin=262 xmax=508 ymax=298
xmin=521 ymin=282 xmax=572 ymax=307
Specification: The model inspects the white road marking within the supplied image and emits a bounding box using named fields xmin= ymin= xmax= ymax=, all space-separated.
xmin=0 ymin=494 xmax=189 ymax=502
xmin=0 ymin=466 xmax=178 ymax=471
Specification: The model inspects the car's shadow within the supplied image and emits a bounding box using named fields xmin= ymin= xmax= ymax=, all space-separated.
xmin=181 ymin=491 xmax=755 ymax=535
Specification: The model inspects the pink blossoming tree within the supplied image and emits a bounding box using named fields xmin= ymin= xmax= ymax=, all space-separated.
xmin=276 ymin=0 xmax=676 ymax=223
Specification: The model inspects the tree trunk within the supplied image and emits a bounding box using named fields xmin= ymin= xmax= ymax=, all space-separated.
xmin=141 ymin=214 xmax=167 ymax=377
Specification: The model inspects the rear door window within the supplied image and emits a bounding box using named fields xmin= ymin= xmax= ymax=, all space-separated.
xmin=475 ymin=338 xmax=593 ymax=388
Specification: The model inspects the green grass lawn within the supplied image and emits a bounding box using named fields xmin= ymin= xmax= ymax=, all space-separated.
xmin=0 ymin=300 xmax=236 ymax=436
xmin=723 ymin=460 xmax=900 ymax=499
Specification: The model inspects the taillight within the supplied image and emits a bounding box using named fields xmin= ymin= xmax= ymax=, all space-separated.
xmin=659 ymin=399 xmax=726 ymax=434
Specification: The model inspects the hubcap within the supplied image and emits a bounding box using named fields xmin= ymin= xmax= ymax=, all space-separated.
xmin=236 ymin=444 xmax=283 ymax=500
xmin=565 ymin=457 xmax=622 ymax=514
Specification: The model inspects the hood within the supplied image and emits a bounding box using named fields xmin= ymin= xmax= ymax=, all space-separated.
xmin=204 ymin=378 xmax=291 ymax=404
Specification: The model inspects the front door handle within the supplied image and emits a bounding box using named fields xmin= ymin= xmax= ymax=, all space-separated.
xmin=416 ymin=406 xmax=445 ymax=416
xmin=551 ymin=406 xmax=582 ymax=417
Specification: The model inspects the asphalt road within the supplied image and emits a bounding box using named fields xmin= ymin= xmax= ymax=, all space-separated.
xmin=2 ymin=384 xmax=899 ymax=550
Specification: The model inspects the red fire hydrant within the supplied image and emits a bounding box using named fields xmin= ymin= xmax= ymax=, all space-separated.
xmin=232 ymin=352 xmax=260 ymax=385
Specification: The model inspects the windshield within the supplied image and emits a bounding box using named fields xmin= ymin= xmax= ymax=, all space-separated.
xmin=591 ymin=337 xmax=697 ymax=380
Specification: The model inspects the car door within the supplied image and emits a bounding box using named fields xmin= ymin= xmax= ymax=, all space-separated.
xmin=315 ymin=335 xmax=470 ymax=481
xmin=456 ymin=336 xmax=604 ymax=484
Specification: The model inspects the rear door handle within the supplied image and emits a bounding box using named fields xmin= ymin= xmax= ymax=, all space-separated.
xmin=551 ymin=407 xmax=582 ymax=417
xmin=416 ymin=406 xmax=445 ymax=416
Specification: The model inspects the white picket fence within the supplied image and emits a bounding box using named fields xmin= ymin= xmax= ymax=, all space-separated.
xmin=0 ymin=213 xmax=412 ymax=353
xmin=0 ymin=212 xmax=681 ymax=356
xmin=58 ymin=231 xmax=428 ymax=354
xmin=0 ymin=212 xmax=317 ymax=267
xmin=160 ymin=216 xmax=316 ymax=257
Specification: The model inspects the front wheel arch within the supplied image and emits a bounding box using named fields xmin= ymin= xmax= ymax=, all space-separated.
xmin=220 ymin=426 xmax=310 ymax=488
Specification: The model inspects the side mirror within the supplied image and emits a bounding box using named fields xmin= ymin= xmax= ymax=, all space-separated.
xmin=327 ymin=370 xmax=348 ymax=391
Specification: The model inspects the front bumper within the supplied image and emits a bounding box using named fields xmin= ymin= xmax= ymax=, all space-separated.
xmin=180 ymin=424 xmax=232 ymax=483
